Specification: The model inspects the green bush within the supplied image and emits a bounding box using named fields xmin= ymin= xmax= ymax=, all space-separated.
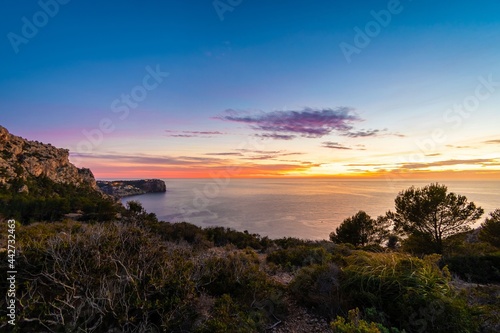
xmin=195 ymin=294 xmax=261 ymax=333
xmin=331 ymin=308 xmax=400 ymax=333
xmin=289 ymin=263 xmax=341 ymax=318
xmin=205 ymin=226 xmax=270 ymax=250
xmin=267 ymin=245 xmax=331 ymax=270
xmin=341 ymin=252 xmax=478 ymax=332
xmin=479 ymin=209 xmax=500 ymax=248
xmin=0 ymin=175 xmax=118 ymax=223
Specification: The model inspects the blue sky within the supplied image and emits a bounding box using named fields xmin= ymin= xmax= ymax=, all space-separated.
xmin=1 ymin=0 xmax=500 ymax=178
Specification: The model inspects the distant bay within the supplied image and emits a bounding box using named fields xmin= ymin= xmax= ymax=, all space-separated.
xmin=121 ymin=179 xmax=499 ymax=240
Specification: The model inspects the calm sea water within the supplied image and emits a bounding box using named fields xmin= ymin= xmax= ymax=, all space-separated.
xmin=121 ymin=179 xmax=499 ymax=240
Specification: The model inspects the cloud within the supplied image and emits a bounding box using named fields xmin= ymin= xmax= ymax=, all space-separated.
xmin=446 ymin=144 xmax=473 ymax=149
xmin=346 ymin=163 xmax=387 ymax=166
xmin=342 ymin=129 xmax=382 ymax=138
xmin=71 ymin=152 xmax=224 ymax=166
xmin=70 ymin=152 xmax=317 ymax=178
xmin=322 ymin=142 xmax=367 ymax=150
xmin=256 ymin=133 xmax=296 ymax=140
xmin=399 ymin=158 xmax=496 ymax=170
xmin=484 ymin=139 xmax=500 ymax=144
xmin=237 ymin=149 xmax=304 ymax=160
xmin=322 ymin=141 xmax=352 ymax=150
xmin=205 ymin=152 xmax=243 ymax=156
xmin=165 ymin=130 xmax=225 ymax=138
xmin=214 ymin=107 xmax=361 ymax=138
xmin=342 ymin=129 xmax=405 ymax=138
xmin=237 ymin=149 xmax=281 ymax=154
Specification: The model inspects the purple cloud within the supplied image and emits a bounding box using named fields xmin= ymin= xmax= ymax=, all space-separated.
xmin=214 ymin=107 xmax=360 ymax=138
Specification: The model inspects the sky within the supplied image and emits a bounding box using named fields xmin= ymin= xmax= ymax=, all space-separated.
xmin=1 ymin=0 xmax=500 ymax=179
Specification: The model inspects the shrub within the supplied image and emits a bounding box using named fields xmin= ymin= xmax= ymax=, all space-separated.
xmin=331 ymin=308 xmax=395 ymax=333
xmin=267 ymin=245 xmax=331 ymax=270
xmin=13 ymin=222 xmax=198 ymax=332
xmin=341 ymin=252 xmax=478 ymax=332
xmin=479 ymin=209 xmax=500 ymax=248
xmin=195 ymin=294 xmax=261 ymax=333
xmin=205 ymin=226 xmax=268 ymax=250
xmin=289 ymin=263 xmax=341 ymax=318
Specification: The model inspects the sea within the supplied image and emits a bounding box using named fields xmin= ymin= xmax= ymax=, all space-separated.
xmin=120 ymin=179 xmax=499 ymax=240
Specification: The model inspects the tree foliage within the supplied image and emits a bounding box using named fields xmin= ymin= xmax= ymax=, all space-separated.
xmin=330 ymin=211 xmax=388 ymax=247
xmin=0 ymin=175 xmax=118 ymax=223
xmin=387 ymin=183 xmax=483 ymax=254
xmin=479 ymin=209 xmax=500 ymax=248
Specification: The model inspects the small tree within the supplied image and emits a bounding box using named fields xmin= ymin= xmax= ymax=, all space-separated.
xmin=126 ymin=200 xmax=145 ymax=215
xmin=387 ymin=183 xmax=484 ymax=254
xmin=479 ymin=209 xmax=500 ymax=248
xmin=330 ymin=211 xmax=387 ymax=247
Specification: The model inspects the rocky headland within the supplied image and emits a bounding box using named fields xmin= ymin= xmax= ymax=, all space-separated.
xmin=0 ymin=125 xmax=98 ymax=193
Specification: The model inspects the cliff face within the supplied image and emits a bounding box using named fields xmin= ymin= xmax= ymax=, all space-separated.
xmin=0 ymin=126 xmax=98 ymax=191
xmin=97 ymin=179 xmax=166 ymax=198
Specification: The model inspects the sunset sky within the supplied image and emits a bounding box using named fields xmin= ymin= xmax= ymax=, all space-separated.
xmin=1 ymin=0 xmax=500 ymax=179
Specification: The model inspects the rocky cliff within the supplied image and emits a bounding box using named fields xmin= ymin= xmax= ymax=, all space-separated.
xmin=97 ymin=179 xmax=166 ymax=198
xmin=0 ymin=125 xmax=98 ymax=192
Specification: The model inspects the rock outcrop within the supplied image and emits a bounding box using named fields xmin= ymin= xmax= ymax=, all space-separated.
xmin=97 ymin=179 xmax=166 ymax=198
xmin=0 ymin=125 xmax=98 ymax=191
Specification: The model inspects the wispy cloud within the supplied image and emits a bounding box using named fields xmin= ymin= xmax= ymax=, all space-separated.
xmin=342 ymin=129 xmax=382 ymax=138
xmin=214 ymin=107 xmax=361 ymax=139
xmin=446 ymin=144 xmax=473 ymax=149
xmin=72 ymin=152 xmax=225 ymax=166
xmin=346 ymin=163 xmax=387 ymax=167
xmin=165 ymin=130 xmax=226 ymax=138
xmin=205 ymin=152 xmax=243 ymax=156
xmin=256 ymin=133 xmax=296 ymax=140
xmin=237 ymin=149 xmax=303 ymax=160
xmin=322 ymin=141 xmax=352 ymax=150
xmin=484 ymin=139 xmax=500 ymax=144
xmin=399 ymin=158 xmax=496 ymax=170
xmin=342 ymin=129 xmax=405 ymax=138
xmin=71 ymin=152 xmax=316 ymax=178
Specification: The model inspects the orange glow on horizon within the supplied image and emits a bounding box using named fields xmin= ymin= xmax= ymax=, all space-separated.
xmin=91 ymin=165 xmax=500 ymax=180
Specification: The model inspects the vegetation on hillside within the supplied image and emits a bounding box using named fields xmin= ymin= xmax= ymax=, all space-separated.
xmin=0 ymin=174 xmax=118 ymax=223
xmin=0 ymin=181 xmax=499 ymax=332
